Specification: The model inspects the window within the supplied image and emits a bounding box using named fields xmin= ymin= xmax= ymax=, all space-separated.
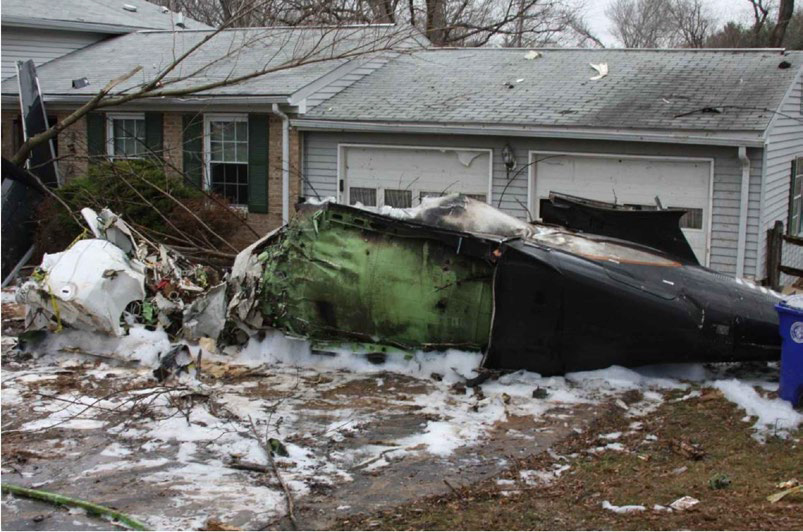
xmin=350 ymin=187 xmax=376 ymax=207
xmin=205 ymin=115 xmax=248 ymax=205
xmin=107 ymin=113 xmax=145 ymax=158
xmin=789 ymin=157 xmax=803 ymax=235
xmin=384 ymin=189 xmax=412 ymax=208
xmin=670 ymin=207 xmax=703 ymax=230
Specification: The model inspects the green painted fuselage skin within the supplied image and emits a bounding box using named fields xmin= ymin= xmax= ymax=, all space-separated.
xmin=258 ymin=206 xmax=493 ymax=352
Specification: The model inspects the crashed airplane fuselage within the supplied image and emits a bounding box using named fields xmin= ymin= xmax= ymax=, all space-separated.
xmin=231 ymin=195 xmax=782 ymax=375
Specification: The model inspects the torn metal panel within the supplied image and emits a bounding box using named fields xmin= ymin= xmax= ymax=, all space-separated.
xmin=253 ymin=206 xmax=494 ymax=351
xmin=17 ymin=239 xmax=146 ymax=336
xmin=539 ymin=193 xmax=699 ymax=265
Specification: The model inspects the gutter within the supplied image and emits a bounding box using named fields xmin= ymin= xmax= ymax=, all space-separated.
xmin=736 ymin=146 xmax=751 ymax=277
xmin=272 ymin=104 xmax=291 ymax=224
xmin=291 ymin=119 xmax=766 ymax=148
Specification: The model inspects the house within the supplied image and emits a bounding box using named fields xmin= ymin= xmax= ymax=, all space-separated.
xmin=0 ymin=24 xmax=421 ymax=238
xmin=3 ymin=22 xmax=801 ymax=281
xmin=1 ymin=0 xmax=208 ymax=79
xmin=293 ymin=48 xmax=803 ymax=280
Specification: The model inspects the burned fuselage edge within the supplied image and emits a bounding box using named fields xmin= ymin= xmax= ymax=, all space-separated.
xmin=239 ymin=199 xmax=781 ymax=375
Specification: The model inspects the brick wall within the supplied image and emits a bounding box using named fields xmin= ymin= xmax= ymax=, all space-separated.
xmin=3 ymin=107 xmax=299 ymax=248
xmin=1 ymin=111 xmax=16 ymax=160
xmin=54 ymin=111 xmax=88 ymax=180
xmin=267 ymin=115 xmax=302 ymax=218
xmin=163 ymin=112 xmax=183 ymax=178
xmin=1 ymin=109 xmax=88 ymax=181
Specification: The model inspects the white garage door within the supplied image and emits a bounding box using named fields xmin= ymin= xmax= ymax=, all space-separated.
xmin=531 ymin=153 xmax=712 ymax=264
xmin=341 ymin=145 xmax=492 ymax=208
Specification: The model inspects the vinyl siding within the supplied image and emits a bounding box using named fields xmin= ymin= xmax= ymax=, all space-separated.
xmin=302 ymin=131 xmax=764 ymax=276
xmin=1 ymin=26 xmax=105 ymax=79
xmin=761 ymin=69 xmax=803 ymax=281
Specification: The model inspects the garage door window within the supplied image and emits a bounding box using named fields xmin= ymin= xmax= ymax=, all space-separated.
xmin=385 ymin=189 xmax=412 ymax=208
xmin=671 ymin=207 xmax=703 ymax=230
xmin=350 ymin=187 xmax=377 ymax=207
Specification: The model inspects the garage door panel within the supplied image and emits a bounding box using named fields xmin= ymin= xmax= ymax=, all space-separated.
xmin=343 ymin=146 xmax=491 ymax=208
xmin=533 ymin=154 xmax=711 ymax=265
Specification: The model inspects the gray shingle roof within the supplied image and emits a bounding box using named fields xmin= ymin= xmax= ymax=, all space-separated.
xmin=304 ymin=48 xmax=803 ymax=132
xmin=0 ymin=25 xmax=418 ymax=98
xmin=2 ymin=0 xmax=209 ymax=31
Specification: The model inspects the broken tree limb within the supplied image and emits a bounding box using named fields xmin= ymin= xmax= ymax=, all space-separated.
xmin=0 ymin=483 xmax=149 ymax=530
xmin=227 ymin=459 xmax=272 ymax=474
xmin=248 ymin=416 xmax=297 ymax=530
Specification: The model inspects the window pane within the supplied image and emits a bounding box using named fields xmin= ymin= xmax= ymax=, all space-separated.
xmin=236 ymin=121 xmax=248 ymax=142
xmin=236 ymin=142 xmax=248 ymax=163
xmin=385 ymin=189 xmax=412 ymax=208
xmin=223 ymin=142 xmax=236 ymax=162
xmin=350 ymin=187 xmax=376 ymax=206
xmin=211 ymin=163 xmax=248 ymax=204
xmin=112 ymin=118 xmax=145 ymax=158
xmin=210 ymin=141 xmax=223 ymax=161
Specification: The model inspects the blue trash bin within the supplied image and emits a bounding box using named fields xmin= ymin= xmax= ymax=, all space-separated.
xmin=775 ymin=301 xmax=803 ymax=407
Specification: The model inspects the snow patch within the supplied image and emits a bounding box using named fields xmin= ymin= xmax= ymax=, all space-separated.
xmin=713 ymin=379 xmax=803 ymax=440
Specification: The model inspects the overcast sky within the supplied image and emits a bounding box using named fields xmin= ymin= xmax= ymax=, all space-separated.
xmin=583 ymin=0 xmax=759 ymax=47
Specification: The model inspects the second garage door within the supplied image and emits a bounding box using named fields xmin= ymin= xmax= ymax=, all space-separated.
xmin=531 ymin=153 xmax=712 ymax=265
xmin=341 ymin=145 xmax=492 ymax=208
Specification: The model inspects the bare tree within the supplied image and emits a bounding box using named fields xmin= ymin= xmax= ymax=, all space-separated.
xmin=606 ymin=0 xmax=675 ymax=47
xmin=770 ymin=0 xmax=796 ymax=46
xmin=667 ymin=0 xmax=715 ymax=48
xmin=153 ymin=0 xmax=594 ymax=48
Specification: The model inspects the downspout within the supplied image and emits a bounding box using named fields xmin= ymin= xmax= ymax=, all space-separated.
xmin=736 ymin=146 xmax=750 ymax=278
xmin=272 ymin=104 xmax=290 ymax=224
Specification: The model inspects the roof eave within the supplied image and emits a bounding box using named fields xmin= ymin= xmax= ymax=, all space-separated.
xmin=1 ymin=15 xmax=155 ymax=34
xmin=291 ymin=119 xmax=767 ymax=148
xmin=1 ymin=94 xmax=293 ymax=108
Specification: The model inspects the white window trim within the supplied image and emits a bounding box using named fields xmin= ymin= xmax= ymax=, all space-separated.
xmin=106 ymin=112 xmax=145 ymax=159
xmin=203 ymin=113 xmax=248 ymax=207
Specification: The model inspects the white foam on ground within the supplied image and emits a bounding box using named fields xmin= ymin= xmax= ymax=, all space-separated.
xmin=713 ymin=379 xmax=803 ymax=440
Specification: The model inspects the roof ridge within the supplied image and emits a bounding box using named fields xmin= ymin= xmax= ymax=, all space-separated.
xmin=138 ymin=23 xmax=400 ymax=34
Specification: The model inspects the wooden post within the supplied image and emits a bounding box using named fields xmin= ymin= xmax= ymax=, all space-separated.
xmin=766 ymin=220 xmax=783 ymax=291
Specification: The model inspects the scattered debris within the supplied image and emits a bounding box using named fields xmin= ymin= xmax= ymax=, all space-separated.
xmin=671 ymin=439 xmax=706 ymax=460
xmin=669 ymin=495 xmax=700 ymax=511
xmin=523 ymin=50 xmax=541 ymax=60
xmin=709 ymin=473 xmax=732 ymax=490
xmin=601 ymin=500 xmax=645 ymax=513
xmin=767 ymin=481 xmax=802 ymax=503
xmin=589 ymin=62 xmax=608 ymax=80
xmin=532 ymin=387 xmax=549 ymax=399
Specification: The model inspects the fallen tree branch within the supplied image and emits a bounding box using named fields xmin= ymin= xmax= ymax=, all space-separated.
xmin=248 ymin=416 xmax=297 ymax=529
xmin=227 ymin=459 xmax=272 ymax=474
xmin=1 ymin=483 xmax=149 ymax=530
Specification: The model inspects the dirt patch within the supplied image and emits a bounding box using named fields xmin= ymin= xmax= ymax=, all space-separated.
xmin=338 ymin=389 xmax=803 ymax=531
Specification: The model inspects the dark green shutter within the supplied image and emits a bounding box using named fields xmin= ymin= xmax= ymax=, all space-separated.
xmin=86 ymin=113 xmax=106 ymax=164
xmin=144 ymin=112 xmax=163 ymax=160
xmin=182 ymin=113 xmax=203 ymax=188
xmin=248 ymin=113 xmax=269 ymax=214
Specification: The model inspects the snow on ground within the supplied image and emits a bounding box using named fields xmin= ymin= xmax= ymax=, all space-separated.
xmin=2 ymin=325 xmax=799 ymax=528
xmin=713 ymin=379 xmax=803 ymax=441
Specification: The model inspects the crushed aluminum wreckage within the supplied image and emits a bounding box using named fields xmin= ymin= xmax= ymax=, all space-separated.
xmin=16 ymin=195 xmax=783 ymax=375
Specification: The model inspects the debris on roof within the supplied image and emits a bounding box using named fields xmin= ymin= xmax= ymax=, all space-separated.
xmin=589 ymin=62 xmax=608 ymax=80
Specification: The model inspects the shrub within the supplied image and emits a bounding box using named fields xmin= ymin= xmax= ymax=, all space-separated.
xmin=33 ymin=160 xmax=242 ymax=260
